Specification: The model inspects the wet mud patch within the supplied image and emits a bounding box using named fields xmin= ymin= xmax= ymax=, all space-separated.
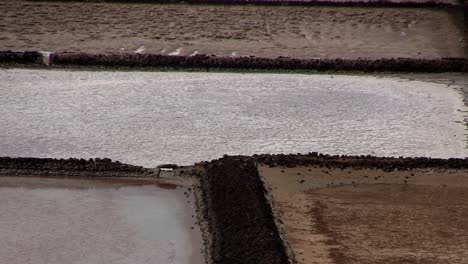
xmin=259 ymin=156 xmax=468 ymax=264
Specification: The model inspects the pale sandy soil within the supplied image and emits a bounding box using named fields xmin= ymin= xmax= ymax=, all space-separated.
xmin=0 ymin=0 xmax=465 ymax=59
xmin=259 ymin=165 xmax=468 ymax=264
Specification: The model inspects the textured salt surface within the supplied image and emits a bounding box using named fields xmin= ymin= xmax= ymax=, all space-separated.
xmin=0 ymin=69 xmax=465 ymax=166
xmin=0 ymin=177 xmax=203 ymax=264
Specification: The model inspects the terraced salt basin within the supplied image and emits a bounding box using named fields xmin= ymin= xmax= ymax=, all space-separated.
xmin=0 ymin=176 xmax=204 ymax=264
xmin=0 ymin=69 xmax=466 ymax=166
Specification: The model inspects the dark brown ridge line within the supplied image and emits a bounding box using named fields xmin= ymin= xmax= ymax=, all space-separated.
xmin=198 ymin=156 xmax=291 ymax=264
xmin=0 ymin=157 xmax=151 ymax=177
xmin=27 ymin=0 xmax=462 ymax=8
xmin=0 ymin=51 xmax=43 ymax=65
xmin=3 ymin=153 xmax=468 ymax=173
xmin=1 ymin=51 xmax=467 ymax=73
xmin=252 ymin=153 xmax=468 ymax=170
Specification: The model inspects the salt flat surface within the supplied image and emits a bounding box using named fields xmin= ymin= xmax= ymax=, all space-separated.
xmin=0 ymin=69 xmax=465 ymax=166
xmin=0 ymin=177 xmax=202 ymax=264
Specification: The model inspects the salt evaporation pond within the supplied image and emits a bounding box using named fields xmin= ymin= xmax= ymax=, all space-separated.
xmin=0 ymin=69 xmax=466 ymax=166
xmin=0 ymin=177 xmax=204 ymax=264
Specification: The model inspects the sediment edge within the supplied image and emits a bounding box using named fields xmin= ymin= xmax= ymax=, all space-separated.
xmin=252 ymin=153 xmax=468 ymax=170
xmin=1 ymin=51 xmax=467 ymax=73
xmin=198 ymin=156 xmax=291 ymax=264
xmin=27 ymin=0 xmax=464 ymax=8
xmin=0 ymin=157 xmax=153 ymax=177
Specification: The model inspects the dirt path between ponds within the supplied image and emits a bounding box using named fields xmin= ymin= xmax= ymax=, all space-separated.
xmin=1 ymin=1 xmax=465 ymax=59
xmin=260 ymin=165 xmax=468 ymax=264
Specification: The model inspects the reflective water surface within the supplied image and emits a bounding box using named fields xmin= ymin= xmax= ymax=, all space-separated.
xmin=0 ymin=69 xmax=466 ymax=166
xmin=0 ymin=177 xmax=204 ymax=264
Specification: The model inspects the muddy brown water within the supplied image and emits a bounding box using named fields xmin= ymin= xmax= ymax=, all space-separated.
xmin=0 ymin=177 xmax=204 ymax=264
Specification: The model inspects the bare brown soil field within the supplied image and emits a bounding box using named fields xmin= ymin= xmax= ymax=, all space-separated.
xmin=1 ymin=0 xmax=465 ymax=59
xmin=260 ymin=165 xmax=468 ymax=264
xmin=25 ymin=0 xmax=462 ymax=5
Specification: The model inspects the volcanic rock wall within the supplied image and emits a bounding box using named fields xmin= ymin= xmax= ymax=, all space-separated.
xmin=1 ymin=51 xmax=467 ymax=73
xmin=199 ymin=156 xmax=290 ymax=264
xmin=28 ymin=0 xmax=461 ymax=7
xmin=0 ymin=157 xmax=150 ymax=177
xmin=254 ymin=153 xmax=468 ymax=170
xmin=50 ymin=53 xmax=468 ymax=73
xmin=0 ymin=51 xmax=42 ymax=65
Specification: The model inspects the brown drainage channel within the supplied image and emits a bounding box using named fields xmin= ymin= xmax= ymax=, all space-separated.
xmin=1 ymin=51 xmax=467 ymax=73
xmin=2 ymin=155 xmax=468 ymax=264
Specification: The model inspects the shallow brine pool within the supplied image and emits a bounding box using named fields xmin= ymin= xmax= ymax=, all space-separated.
xmin=0 ymin=69 xmax=466 ymax=166
xmin=0 ymin=177 xmax=204 ymax=264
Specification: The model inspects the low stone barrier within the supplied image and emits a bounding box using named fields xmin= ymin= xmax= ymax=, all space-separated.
xmin=50 ymin=52 xmax=468 ymax=73
xmin=0 ymin=51 xmax=43 ymax=65
xmin=2 ymin=51 xmax=467 ymax=73
xmin=0 ymin=157 xmax=149 ymax=177
xmin=27 ymin=0 xmax=461 ymax=7
xmin=253 ymin=153 xmax=468 ymax=170
xmin=199 ymin=156 xmax=290 ymax=264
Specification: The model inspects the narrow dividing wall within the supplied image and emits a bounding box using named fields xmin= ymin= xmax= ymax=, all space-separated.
xmin=199 ymin=156 xmax=290 ymax=264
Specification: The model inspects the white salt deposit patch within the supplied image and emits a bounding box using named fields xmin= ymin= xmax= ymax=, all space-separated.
xmin=231 ymin=52 xmax=237 ymax=57
xmin=0 ymin=70 xmax=466 ymax=166
xmin=134 ymin=46 xmax=145 ymax=54
xmin=189 ymin=51 xmax=199 ymax=56
xmin=38 ymin=51 xmax=52 ymax=57
xmin=168 ymin=48 xmax=182 ymax=56
xmin=38 ymin=51 xmax=52 ymax=66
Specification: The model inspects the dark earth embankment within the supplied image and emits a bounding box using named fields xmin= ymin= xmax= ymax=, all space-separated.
xmin=27 ymin=0 xmax=462 ymax=7
xmin=0 ymin=157 xmax=150 ymax=177
xmin=254 ymin=153 xmax=468 ymax=170
xmin=0 ymin=51 xmax=42 ymax=65
xmin=50 ymin=53 xmax=468 ymax=72
xmin=199 ymin=156 xmax=290 ymax=264
xmin=2 ymin=51 xmax=467 ymax=73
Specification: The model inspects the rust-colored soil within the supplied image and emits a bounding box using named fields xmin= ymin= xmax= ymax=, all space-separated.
xmin=1 ymin=0 xmax=465 ymax=59
xmin=260 ymin=165 xmax=468 ymax=264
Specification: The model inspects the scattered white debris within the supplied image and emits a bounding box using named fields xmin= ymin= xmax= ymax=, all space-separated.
xmin=161 ymin=49 xmax=166 ymax=53
xmin=189 ymin=51 xmax=199 ymax=56
xmin=120 ymin=48 xmax=125 ymax=51
xmin=168 ymin=48 xmax=182 ymax=56
xmin=134 ymin=46 xmax=146 ymax=54
xmin=38 ymin=51 xmax=52 ymax=66
xmin=231 ymin=52 xmax=237 ymax=57
xmin=38 ymin=51 xmax=52 ymax=57
xmin=400 ymin=32 xmax=407 ymax=37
